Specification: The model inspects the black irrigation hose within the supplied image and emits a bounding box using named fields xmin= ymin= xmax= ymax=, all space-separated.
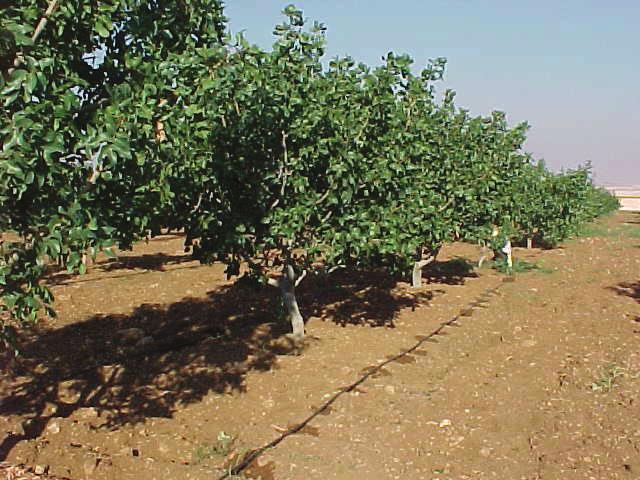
xmin=218 ymin=280 xmax=507 ymax=479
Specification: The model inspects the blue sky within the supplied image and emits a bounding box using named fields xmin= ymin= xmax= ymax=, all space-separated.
xmin=224 ymin=1 xmax=639 ymax=185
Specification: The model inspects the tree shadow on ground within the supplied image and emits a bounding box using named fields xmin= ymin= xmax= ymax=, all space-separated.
xmin=0 ymin=265 xmax=438 ymax=460
xmin=609 ymin=280 xmax=640 ymax=326
xmin=0 ymin=282 xmax=292 ymax=461
xmin=101 ymin=253 xmax=193 ymax=272
xmin=624 ymin=213 xmax=640 ymax=225
xmin=301 ymin=258 xmax=474 ymax=328
xmin=47 ymin=253 xmax=196 ymax=287
xmin=610 ymin=281 xmax=640 ymax=303
xmin=302 ymin=269 xmax=438 ymax=328
xmin=422 ymin=257 xmax=478 ymax=285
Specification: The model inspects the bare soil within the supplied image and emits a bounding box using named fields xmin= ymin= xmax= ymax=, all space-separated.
xmin=1 ymin=212 xmax=639 ymax=480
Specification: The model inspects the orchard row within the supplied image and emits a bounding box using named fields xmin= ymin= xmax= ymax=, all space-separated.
xmin=0 ymin=2 xmax=618 ymax=342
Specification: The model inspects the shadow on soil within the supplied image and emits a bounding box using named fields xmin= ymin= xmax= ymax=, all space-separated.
xmin=0 ymin=283 xmax=283 ymax=461
xmin=423 ymin=257 xmax=478 ymax=285
xmin=102 ymin=253 xmax=193 ymax=272
xmin=610 ymin=281 xmax=640 ymax=303
xmin=624 ymin=213 xmax=640 ymax=225
xmin=610 ymin=280 xmax=640 ymax=325
xmin=0 ymin=260 xmax=466 ymax=461
xmin=305 ymin=269 xmax=437 ymax=328
xmin=47 ymin=252 xmax=196 ymax=287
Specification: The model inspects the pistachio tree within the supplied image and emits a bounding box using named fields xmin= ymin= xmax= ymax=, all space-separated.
xmin=1 ymin=0 xmax=226 ymax=345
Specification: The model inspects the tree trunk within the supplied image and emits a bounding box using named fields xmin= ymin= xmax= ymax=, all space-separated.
xmin=412 ymin=259 xmax=429 ymax=288
xmin=269 ymin=264 xmax=305 ymax=340
xmin=411 ymin=248 xmax=439 ymax=288
xmin=282 ymin=285 xmax=305 ymax=340
xmin=478 ymin=246 xmax=491 ymax=268
xmin=527 ymin=237 xmax=533 ymax=249
xmin=502 ymin=239 xmax=513 ymax=268
xmin=81 ymin=252 xmax=93 ymax=268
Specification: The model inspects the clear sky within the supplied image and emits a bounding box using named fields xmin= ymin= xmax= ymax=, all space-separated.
xmin=224 ymin=1 xmax=639 ymax=185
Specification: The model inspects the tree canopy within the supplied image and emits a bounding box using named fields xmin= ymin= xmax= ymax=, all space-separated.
xmin=0 ymin=2 xmax=618 ymax=346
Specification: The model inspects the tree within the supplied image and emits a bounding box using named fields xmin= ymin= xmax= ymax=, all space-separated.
xmin=1 ymin=0 xmax=226 ymax=345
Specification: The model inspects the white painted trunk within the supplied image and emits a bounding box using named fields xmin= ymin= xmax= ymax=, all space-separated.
xmin=411 ymin=250 xmax=438 ymax=288
xmin=269 ymin=264 xmax=305 ymax=340
xmin=478 ymin=246 xmax=491 ymax=268
xmin=282 ymin=286 xmax=305 ymax=340
xmin=412 ymin=259 xmax=429 ymax=288
xmin=527 ymin=238 xmax=533 ymax=249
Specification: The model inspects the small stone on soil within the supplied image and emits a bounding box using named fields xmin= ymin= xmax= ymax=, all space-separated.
xmin=34 ymin=464 xmax=48 ymax=475
xmin=47 ymin=420 xmax=61 ymax=434
xmin=58 ymin=380 xmax=85 ymax=404
xmin=479 ymin=447 xmax=492 ymax=458
xmin=78 ymin=407 xmax=99 ymax=419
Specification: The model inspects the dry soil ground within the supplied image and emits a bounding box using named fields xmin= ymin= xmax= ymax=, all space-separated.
xmin=1 ymin=212 xmax=639 ymax=480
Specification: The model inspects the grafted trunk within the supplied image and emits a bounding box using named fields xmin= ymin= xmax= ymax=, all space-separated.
xmin=411 ymin=247 xmax=440 ymax=288
xmin=412 ymin=259 xmax=430 ymax=288
xmin=81 ymin=252 xmax=93 ymax=269
xmin=280 ymin=268 xmax=305 ymax=340
xmin=268 ymin=264 xmax=305 ymax=340
xmin=502 ymin=239 xmax=513 ymax=268
xmin=478 ymin=246 xmax=491 ymax=268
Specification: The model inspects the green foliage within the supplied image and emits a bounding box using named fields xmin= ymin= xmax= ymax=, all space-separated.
xmin=575 ymin=222 xmax=640 ymax=239
xmin=509 ymin=163 xmax=619 ymax=247
xmin=492 ymin=257 xmax=554 ymax=275
xmin=1 ymin=0 xmax=226 ymax=343
xmin=192 ymin=431 xmax=236 ymax=464
xmin=0 ymin=2 xmax=620 ymax=345
xmin=591 ymin=364 xmax=624 ymax=393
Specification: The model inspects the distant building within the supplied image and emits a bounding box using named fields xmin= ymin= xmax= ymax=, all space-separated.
xmin=603 ymin=186 xmax=640 ymax=211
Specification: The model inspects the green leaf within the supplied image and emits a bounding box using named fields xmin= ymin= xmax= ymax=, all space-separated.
xmin=94 ymin=20 xmax=111 ymax=38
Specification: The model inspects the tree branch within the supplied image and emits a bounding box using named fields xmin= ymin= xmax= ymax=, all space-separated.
xmin=327 ymin=264 xmax=345 ymax=274
xmin=8 ymin=0 xmax=59 ymax=76
xmin=438 ymin=197 xmax=454 ymax=212
xmin=315 ymin=190 xmax=330 ymax=205
xmin=87 ymin=143 xmax=105 ymax=184
xmin=190 ymin=193 xmax=204 ymax=214
xmin=285 ymin=263 xmax=295 ymax=283
xmin=415 ymin=254 xmax=436 ymax=269
xmin=294 ymin=269 xmax=307 ymax=287
xmin=268 ymin=131 xmax=291 ymax=211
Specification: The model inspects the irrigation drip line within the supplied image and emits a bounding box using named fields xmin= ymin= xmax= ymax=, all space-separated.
xmin=217 ymin=279 xmax=507 ymax=479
